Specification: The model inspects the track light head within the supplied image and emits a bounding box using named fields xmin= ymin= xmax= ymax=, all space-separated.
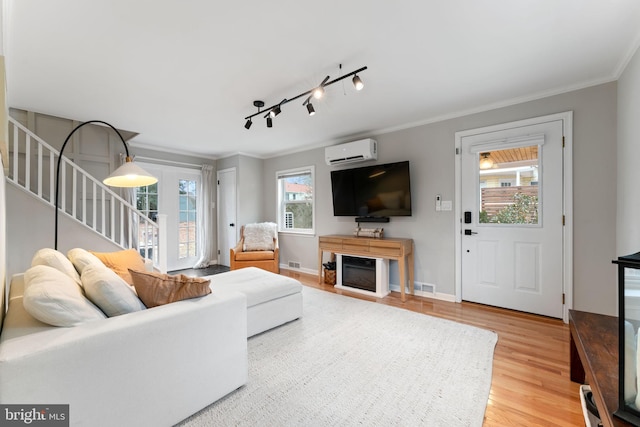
xmin=266 ymin=117 xmax=273 ymax=128
xmin=312 ymin=86 xmax=324 ymax=99
xmin=244 ymin=119 xmax=252 ymax=129
xmin=352 ymin=75 xmax=364 ymax=91
xmin=270 ymin=105 xmax=281 ymax=118
xmin=307 ymin=103 xmax=315 ymax=116
xmin=312 ymin=76 xmax=330 ymax=99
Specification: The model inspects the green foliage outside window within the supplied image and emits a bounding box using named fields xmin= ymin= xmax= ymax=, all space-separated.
xmin=481 ymin=192 xmax=538 ymax=224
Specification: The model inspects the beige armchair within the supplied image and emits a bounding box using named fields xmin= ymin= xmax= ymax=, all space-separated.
xmin=230 ymin=223 xmax=279 ymax=274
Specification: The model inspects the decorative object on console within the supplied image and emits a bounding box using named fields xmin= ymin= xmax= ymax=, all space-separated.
xmin=243 ymin=64 xmax=367 ymax=129
xmin=54 ymin=120 xmax=157 ymax=250
xmin=612 ymin=252 xmax=640 ymax=425
xmin=353 ymin=227 xmax=384 ymax=238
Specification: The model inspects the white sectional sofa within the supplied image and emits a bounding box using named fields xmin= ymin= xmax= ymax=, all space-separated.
xmin=0 ymin=248 xmax=304 ymax=426
xmin=0 ymin=274 xmax=248 ymax=427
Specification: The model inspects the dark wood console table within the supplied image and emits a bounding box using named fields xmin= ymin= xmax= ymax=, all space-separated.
xmin=569 ymin=309 xmax=633 ymax=426
xmin=318 ymin=235 xmax=414 ymax=301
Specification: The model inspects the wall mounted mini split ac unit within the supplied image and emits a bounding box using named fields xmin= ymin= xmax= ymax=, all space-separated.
xmin=325 ymin=139 xmax=377 ymax=166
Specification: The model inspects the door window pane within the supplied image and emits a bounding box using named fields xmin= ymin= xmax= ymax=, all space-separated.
xmin=478 ymin=146 xmax=539 ymax=225
xmin=136 ymin=182 xmax=158 ymax=259
xmin=179 ymin=179 xmax=197 ymax=258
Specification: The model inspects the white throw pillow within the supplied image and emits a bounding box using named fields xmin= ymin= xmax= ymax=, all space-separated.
xmin=243 ymin=222 xmax=277 ymax=251
xmin=23 ymin=265 xmax=106 ymax=327
xmin=81 ymin=263 xmax=147 ymax=316
xmin=67 ymin=247 xmax=105 ymax=275
xmin=31 ymin=248 xmax=82 ymax=286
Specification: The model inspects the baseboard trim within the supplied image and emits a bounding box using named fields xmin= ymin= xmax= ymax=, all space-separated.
xmin=389 ymin=283 xmax=456 ymax=302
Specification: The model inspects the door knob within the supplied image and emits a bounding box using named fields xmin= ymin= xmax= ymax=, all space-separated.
xmin=464 ymin=229 xmax=478 ymax=235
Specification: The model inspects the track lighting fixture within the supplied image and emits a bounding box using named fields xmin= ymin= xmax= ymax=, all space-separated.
xmin=243 ymin=65 xmax=367 ymax=129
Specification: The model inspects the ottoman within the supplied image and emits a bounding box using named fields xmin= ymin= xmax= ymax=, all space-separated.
xmin=207 ymin=267 xmax=303 ymax=337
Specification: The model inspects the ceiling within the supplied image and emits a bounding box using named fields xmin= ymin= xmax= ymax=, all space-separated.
xmin=4 ymin=1 xmax=640 ymax=159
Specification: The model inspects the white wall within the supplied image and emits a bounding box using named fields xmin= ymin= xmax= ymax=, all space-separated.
xmin=617 ymin=46 xmax=640 ymax=256
xmin=5 ymin=184 xmax=123 ymax=281
xmin=264 ymin=82 xmax=618 ymax=315
xmin=217 ymin=154 xmax=265 ymax=232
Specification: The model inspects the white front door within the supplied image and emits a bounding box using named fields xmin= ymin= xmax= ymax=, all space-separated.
xmin=217 ymin=168 xmax=237 ymax=267
xmin=459 ymin=117 xmax=566 ymax=318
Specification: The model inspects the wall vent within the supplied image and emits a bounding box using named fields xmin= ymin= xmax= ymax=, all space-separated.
xmin=414 ymin=282 xmax=436 ymax=295
xmin=288 ymin=261 xmax=301 ymax=269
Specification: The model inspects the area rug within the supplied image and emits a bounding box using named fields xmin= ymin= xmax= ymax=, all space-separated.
xmin=178 ymin=287 xmax=498 ymax=427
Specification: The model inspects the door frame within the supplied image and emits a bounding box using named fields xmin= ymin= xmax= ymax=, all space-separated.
xmin=216 ymin=167 xmax=237 ymax=266
xmin=454 ymin=111 xmax=573 ymax=322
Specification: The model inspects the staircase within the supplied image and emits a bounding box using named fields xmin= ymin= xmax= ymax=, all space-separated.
xmin=6 ymin=117 xmax=167 ymax=271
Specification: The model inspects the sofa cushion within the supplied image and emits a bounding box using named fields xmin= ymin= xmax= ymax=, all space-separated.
xmin=243 ymin=222 xmax=277 ymax=251
xmin=67 ymin=248 xmax=105 ymax=275
xmin=22 ymin=265 xmax=106 ymax=327
xmin=31 ymin=248 xmax=82 ymax=286
xmin=235 ymin=250 xmax=275 ymax=261
xmin=129 ymin=269 xmax=212 ymax=308
xmin=81 ymin=264 xmax=147 ymax=316
xmin=208 ymin=267 xmax=301 ymax=307
xmin=91 ymin=249 xmax=146 ymax=285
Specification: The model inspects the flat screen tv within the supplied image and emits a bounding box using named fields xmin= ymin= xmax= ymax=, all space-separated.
xmin=330 ymin=161 xmax=412 ymax=218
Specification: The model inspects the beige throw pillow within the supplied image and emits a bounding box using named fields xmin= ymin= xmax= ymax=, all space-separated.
xmin=81 ymin=264 xmax=147 ymax=316
xmin=68 ymin=248 xmax=105 ymax=276
xmin=23 ymin=265 xmax=106 ymax=327
xmin=129 ymin=269 xmax=212 ymax=308
xmin=32 ymin=248 xmax=82 ymax=286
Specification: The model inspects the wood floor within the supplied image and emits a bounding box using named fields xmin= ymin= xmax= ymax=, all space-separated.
xmin=280 ymin=269 xmax=585 ymax=427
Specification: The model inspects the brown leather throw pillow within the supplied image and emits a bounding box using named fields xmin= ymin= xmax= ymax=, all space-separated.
xmin=128 ymin=269 xmax=211 ymax=308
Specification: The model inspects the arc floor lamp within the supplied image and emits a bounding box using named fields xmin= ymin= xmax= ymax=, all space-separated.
xmin=54 ymin=120 xmax=157 ymax=250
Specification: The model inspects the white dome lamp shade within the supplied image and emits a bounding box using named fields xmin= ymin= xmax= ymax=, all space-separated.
xmin=103 ymin=157 xmax=158 ymax=187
